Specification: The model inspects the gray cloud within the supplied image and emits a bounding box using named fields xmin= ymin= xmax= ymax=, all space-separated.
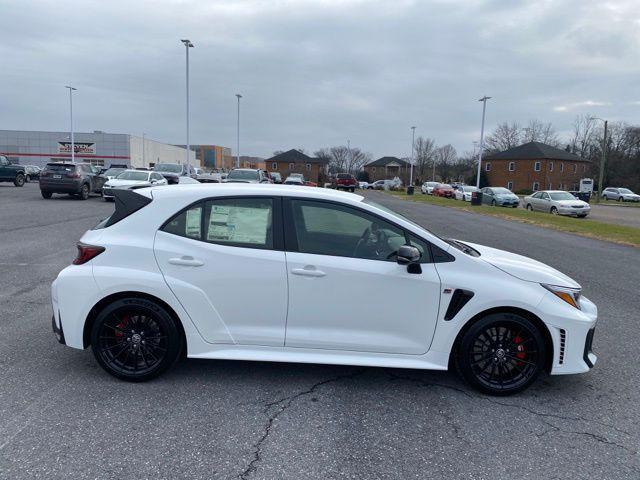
xmin=1 ymin=0 xmax=638 ymax=158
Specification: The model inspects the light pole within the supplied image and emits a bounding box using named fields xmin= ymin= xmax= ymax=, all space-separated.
xmin=64 ymin=86 xmax=77 ymax=162
xmin=181 ymin=39 xmax=194 ymax=168
xmin=409 ymin=126 xmax=416 ymax=193
xmin=142 ymin=133 xmax=146 ymax=168
xmin=475 ymin=95 xmax=491 ymax=189
xmin=235 ymin=94 xmax=242 ymax=168
xmin=590 ymin=117 xmax=608 ymax=203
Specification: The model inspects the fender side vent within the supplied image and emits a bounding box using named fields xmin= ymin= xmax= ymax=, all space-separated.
xmin=444 ymin=289 xmax=474 ymax=321
xmin=559 ymin=329 xmax=566 ymax=364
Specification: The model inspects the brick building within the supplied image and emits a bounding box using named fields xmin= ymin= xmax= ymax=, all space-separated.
xmin=483 ymin=142 xmax=591 ymax=192
xmin=363 ymin=156 xmax=411 ymax=184
xmin=176 ymin=144 xmax=231 ymax=170
xmin=264 ymin=149 xmax=329 ymax=183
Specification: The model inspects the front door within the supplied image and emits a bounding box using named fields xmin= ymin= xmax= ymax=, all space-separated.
xmin=284 ymin=199 xmax=441 ymax=355
xmin=154 ymin=196 xmax=288 ymax=346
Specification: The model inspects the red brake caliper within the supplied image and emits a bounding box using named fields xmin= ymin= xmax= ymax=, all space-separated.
xmin=514 ymin=335 xmax=526 ymax=364
xmin=115 ymin=314 xmax=129 ymax=339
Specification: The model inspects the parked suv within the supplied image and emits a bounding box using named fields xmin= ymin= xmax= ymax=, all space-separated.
xmin=0 ymin=155 xmax=26 ymax=187
xmin=225 ymin=168 xmax=271 ymax=183
xmin=39 ymin=162 xmax=104 ymax=200
xmin=332 ymin=173 xmax=357 ymax=192
xmin=601 ymin=187 xmax=640 ymax=202
xmin=153 ymin=163 xmax=196 ymax=184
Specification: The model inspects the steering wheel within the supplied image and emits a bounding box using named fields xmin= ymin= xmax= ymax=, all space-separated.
xmin=353 ymin=226 xmax=373 ymax=257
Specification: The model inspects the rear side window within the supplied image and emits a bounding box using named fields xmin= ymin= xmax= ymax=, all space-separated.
xmin=162 ymin=204 xmax=203 ymax=239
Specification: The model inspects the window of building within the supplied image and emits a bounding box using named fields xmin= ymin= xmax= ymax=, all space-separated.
xmin=532 ymin=182 xmax=540 ymax=191
xmin=372 ymin=167 xmax=376 ymax=172
xmin=272 ymin=162 xmax=277 ymax=170
xmin=288 ymin=163 xmax=295 ymax=170
xmin=485 ymin=162 xmax=491 ymax=172
xmin=573 ymin=164 xmax=577 ymax=173
xmin=534 ymin=161 xmax=541 ymax=172
xmin=306 ymin=163 xmax=311 ymax=171
xmin=583 ymin=164 xmax=587 ymax=173
xmin=507 ymin=181 xmax=513 ymax=190
xmin=508 ymin=162 xmax=515 ymax=171
xmin=549 ymin=161 xmax=554 ymax=172
xmin=558 ymin=183 xmax=563 ymax=189
xmin=560 ymin=163 xmax=564 ymax=172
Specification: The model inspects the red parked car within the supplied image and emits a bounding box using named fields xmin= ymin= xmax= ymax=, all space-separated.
xmin=332 ymin=173 xmax=357 ymax=192
xmin=432 ymin=183 xmax=455 ymax=198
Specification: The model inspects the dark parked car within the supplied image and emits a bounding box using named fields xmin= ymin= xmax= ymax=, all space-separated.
xmin=39 ymin=162 xmax=105 ymax=200
xmin=432 ymin=183 xmax=455 ymax=198
xmin=24 ymin=165 xmax=42 ymax=182
xmin=480 ymin=187 xmax=520 ymax=207
xmin=153 ymin=163 xmax=196 ymax=184
xmin=225 ymin=168 xmax=271 ymax=183
xmin=332 ymin=173 xmax=357 ymax=192
xmin=0 ymin=155 xmax=26 ymax=187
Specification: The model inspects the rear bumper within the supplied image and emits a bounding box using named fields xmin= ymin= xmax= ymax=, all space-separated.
xmin=39 ymin=179 xmax=82 ymax=193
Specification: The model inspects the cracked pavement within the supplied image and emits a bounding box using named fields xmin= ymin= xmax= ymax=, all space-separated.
xmin=1 ymin=184 xmax=639 ymax=479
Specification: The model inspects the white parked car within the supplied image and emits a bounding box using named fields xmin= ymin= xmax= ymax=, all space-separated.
xmin=601 ymin=187 xmax=640 ymax=202
xmin=358 ymin=181 xmax=369 ymax=189
xmin=102 ymin=170 xmax=167 ymax=201
xmin=523 ymin=190 xmax=591 ymax=217
xmin=454 ymin=185 xmax=479 ymax=201
xmin=421 ymin=181 xmax=439 ymax=195
xmin=51 ymin=185 xmax=597 ymax=395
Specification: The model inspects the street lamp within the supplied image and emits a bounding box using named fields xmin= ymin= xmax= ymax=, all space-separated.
xmin=590 ymin=117 xmax=608 ymax=203
xmin=181 ymin=39 xmax=194 ymax=168
xmin=475 ymin=95 xmax=491 ymax=189
xmin=409 ymin=126 xmax=416 ymax=193
xmin=64 ymin=86 xmax=77 ymax=162
xmin=235 ymin=94 xmax=242 ymax=168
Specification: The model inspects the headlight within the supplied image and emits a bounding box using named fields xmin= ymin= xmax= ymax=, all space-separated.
xmin=541 ymin=284 xmax=581 ymax=309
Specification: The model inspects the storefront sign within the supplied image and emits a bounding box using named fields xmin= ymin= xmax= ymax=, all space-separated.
xmin=58 ymin=142 xmax=96 ymax=155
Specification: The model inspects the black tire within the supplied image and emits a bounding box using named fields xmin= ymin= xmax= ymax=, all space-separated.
xmin=14 ymin=173 xmax=25 ymax=187
xmin=550 ymin=206 xmax=558 ymax=215
xmin=455 ymin=313 xmax=546 ymax=395
xmin=526 ymin=204 xmax=532 ymax=211
xmin=91 ymin=297 xmax=182 ymax=382
xmin=350 ymin=187 xmax=355 ymax=193
xmin=491 ymin=199 xmax=496 ymax=206
xmin=617 ymin=196 xmax=623 ymax=202
xmin=79 ymin=183 xmax=90 ymax=200
xmin=41 ymin=190 xmax=53 ymax=199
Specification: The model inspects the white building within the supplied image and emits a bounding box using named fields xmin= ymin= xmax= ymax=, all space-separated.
xmin=0 ymin=130 xmax=198 ymax=169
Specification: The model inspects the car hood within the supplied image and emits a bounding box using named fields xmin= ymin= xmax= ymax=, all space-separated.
xmin=496 ymin=194 xmax=519 ymax=200
xmin=106 ymin=179 xmax=151 ymax=188
xmin=225 ymin=179 xmax=258 ymax=183
xmin=557 ymin=200 xmax=589 ymax=207
xmin=462 ymin=241 xmax=581 ymax=289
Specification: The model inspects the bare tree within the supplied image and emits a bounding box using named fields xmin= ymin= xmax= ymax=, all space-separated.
xmin=484 ymin=121 xmax=521 ymax=153
xmin=413 ymin=136 xmax=437 ymax=181
xmin=318 ymin=145 xmax=371 ymax=175
xmin=569 ymin=114 xmax=597 ymax=158
xmin=435 ymin=144 xmax=457 ymax=181
xmin=522 ymin=119 xmax=560 ymax=146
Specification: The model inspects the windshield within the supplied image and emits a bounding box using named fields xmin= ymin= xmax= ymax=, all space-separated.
xmin=362 ymin=199 xmax=444 ymax=240
xmin=492 ymin=187 xmax=512 ymax=194
xmin=463 ymin=186 xmax=478 ymax=192
xmin=228 ymin=170 xmax=259 ymax=180
xmin=619 ymin=188 xmax=633 ymax=194
xmin=337 ymin=173 xmax=352 ymax=179
xmin=117 ymin=171 xmax=149 ymax=181
xmin=549 ymin=192 xmax=577 ymax=200
xmin=154 ymin=164 xmax=182 ymax=173
xmin=104 ymin=168 xmax=125 ymax=177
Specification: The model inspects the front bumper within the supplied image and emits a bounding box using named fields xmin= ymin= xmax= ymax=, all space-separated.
xmin=559 ymin=207 xmax=590 ymax=216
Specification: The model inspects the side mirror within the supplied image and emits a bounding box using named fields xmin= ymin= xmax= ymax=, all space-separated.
xmin=397 ymin=244 xmax=421 ymax=266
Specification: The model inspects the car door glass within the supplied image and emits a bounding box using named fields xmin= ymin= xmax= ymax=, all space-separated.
xmin=290 ymin=200 xmax=406 ymax=261
xmin=162 ymin=203 xmax=203 ymax=239
xmin=541 ymin=192 xmax=549 ymax=200
xmin=203 ymin=198 xmax=273 ymax=249
xmin=407 ymin=234 xmax=432 ymax=264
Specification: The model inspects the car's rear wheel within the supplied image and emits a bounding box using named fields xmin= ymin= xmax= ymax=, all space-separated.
xmin=79 ymin=183 xmax=90 ymax=200
xmin=550 ymin=206 xmax=558 ymax=215
xmin=526 ymin=204 xmax=533 ymax=211
xmin=91 ymin=297 xmax=182 ymax=382
xmin=14 ymin=173 xmax=25 ymax=187
xmin=617 ymin=196 xmax=623 ymax=202
xmin=456 ymin=313 xmax=546 ymax=395
xmin=491 ymin=200 xmax=496 ymax=206
xmin=41 ymin=190 xmax=53 ymax=199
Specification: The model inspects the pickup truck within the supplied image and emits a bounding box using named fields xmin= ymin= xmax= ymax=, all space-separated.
xmin=332 ymin=173 xmax=357 ymax=192
xmin=0 ymin=155 xmax=26 ymax=187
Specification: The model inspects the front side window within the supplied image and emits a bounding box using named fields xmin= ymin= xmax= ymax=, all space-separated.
xmin=290 ymin=200 xmax=409 ymax=262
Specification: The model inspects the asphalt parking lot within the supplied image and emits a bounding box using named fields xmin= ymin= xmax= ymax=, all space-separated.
xmin=1 ymin=183 xmax=639 ymax=479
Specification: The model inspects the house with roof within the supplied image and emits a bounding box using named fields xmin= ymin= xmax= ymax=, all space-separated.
xmin=363 ymin=156 xmax=411 ymax=183
xmin=264 ymin=149 xmax=329 ymax=183
xmin=483 ymin=141 xmax=591 ymax=192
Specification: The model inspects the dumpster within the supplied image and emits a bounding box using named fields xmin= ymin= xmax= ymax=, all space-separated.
xmin=407 ymin=185 xmax=415 ymax=195
xmin=471 ymin=190 xmax=483 ymax=206
xmin=569 ymin=191 xmax=591 ymax=203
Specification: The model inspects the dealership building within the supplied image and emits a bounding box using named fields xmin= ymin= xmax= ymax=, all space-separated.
xmin=0 ymin=130 xmax=197 ymax=169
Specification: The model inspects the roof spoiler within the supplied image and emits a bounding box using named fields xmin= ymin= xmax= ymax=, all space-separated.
xmin=104 ymin=189 xmax=153 ymax=228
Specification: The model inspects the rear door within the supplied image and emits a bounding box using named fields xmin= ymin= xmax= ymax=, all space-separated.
xmin=154 ymin=196 xmax=288 ymax=345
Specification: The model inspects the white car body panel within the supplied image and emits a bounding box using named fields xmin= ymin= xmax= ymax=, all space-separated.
xmin=51 ymin=184 xmax=597 ymax=377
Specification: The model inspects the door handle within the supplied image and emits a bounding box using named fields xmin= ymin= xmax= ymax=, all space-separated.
xmin=291 ymin=266 xmax=326 ymax=277
xmin=168 ymin=256 xmax=204 ymax=267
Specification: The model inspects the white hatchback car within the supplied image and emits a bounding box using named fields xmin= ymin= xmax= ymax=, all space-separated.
xmin=51 ymin=185 xmax=597 ymax=394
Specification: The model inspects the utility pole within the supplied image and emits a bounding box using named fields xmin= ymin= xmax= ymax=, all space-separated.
xmin=597 ymin=119 xmax=608 ymax=203
xmin=409 ymin=126 xmax=416 ymax=193
xmin=142 ymin=133 xmax=146 ymax=168
xmin=475 ymin=96 xmax=491 ymax=189
xmin=235 ymin=93 xmax=242 ymax=168
xmin=181 ymin=39 xmax=194 ymax=168
xmin=64 ymin=86 xmax=77 ymax=162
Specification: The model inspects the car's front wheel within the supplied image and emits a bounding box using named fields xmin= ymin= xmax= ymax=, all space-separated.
xmin=491 ymin=200 xmax=496 ymax=206
xmin=550 ymin=206 xmax=558 ymax=215
xmin=41 ymin=190 xmax=52 ymax=199
xmin=79 ymin=183 xmax=90 ymax=200
xmin=91 ymin=297 xmax=182 ymax=382
xmin=14 ymin=173 xmax=25 ymax=187
xmin=526 ymin=204 xmax=533 ymax=211
xmin=456 ymin=313 xmax=546 ymax=395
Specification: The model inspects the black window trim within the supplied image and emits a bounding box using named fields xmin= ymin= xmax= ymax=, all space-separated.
xmin=160 ymin=195 xmax=284 ymax=251
xmin=282 ymin=197 xmax=452 ymax=264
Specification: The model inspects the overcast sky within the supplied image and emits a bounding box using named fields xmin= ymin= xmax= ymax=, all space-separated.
xmin=1 ymin=0 xmax=638 ymax=159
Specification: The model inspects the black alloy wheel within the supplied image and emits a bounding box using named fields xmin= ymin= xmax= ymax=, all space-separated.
xmin=550 ymin=207 xmax=558 ymax=215
xmin=79 ymin=183 xmax=90 ymax=200
xmin=456 ymin=313 xmax=546 ymax=395
xmin=14 ymin=173 xmax=25 ymax=187
xmin=91 ymin=297 xmax=181 ymax=381
xmin=41 ymin=190 xmax=53 ymax=199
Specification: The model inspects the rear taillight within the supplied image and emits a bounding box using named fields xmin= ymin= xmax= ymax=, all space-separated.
xmin=69 ymin=172 xmax=81 ymax=178
xmin=73 ymin=243 xmax=105 ymax=265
